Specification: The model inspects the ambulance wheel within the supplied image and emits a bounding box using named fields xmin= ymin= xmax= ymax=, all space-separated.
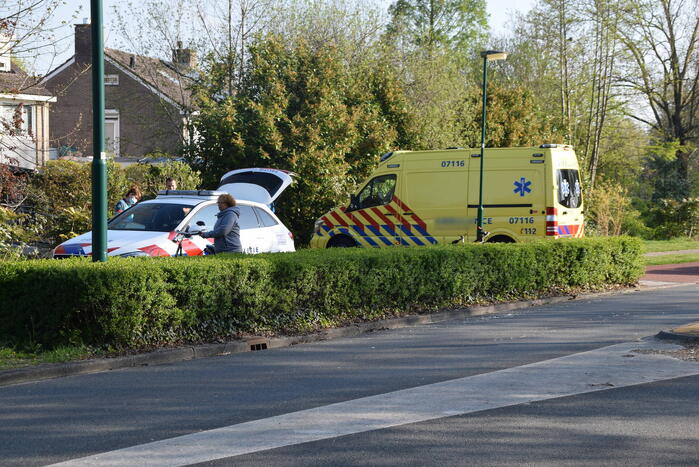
xmin=487 ymin=235 xmax=515 ymax=243
xmin=327 ymin=236 xmax=357 ymax=248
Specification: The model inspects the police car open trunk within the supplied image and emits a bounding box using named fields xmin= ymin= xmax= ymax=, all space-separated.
xmin=218 ymin=168 xmax=296 ymax=205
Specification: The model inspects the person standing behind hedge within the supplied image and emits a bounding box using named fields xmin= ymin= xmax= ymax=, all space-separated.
xmin=199 ymin=194 xmax=241 ymax=254
xmin=114 ymin=185 xmax=142 ymax=215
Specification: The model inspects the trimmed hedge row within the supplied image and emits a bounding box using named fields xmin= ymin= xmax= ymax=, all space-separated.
xmin=0 ymin=237 xmax=644 ymax=350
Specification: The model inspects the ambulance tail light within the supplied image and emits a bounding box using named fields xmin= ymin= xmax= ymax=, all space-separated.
xmin=288 ymin=231 xmax=294 ymax=240
xmin=546 ymin=207 xmax=558 ymax=236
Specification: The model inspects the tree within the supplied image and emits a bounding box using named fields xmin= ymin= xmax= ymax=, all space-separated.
xmin=188 ymin=35 xmax=417 ymax=243
xmin=616 ymin=0 xmax=699 ymax=198
xmin=386 ymin=0 xmax=488 ymax=55
xmin=1 ymin=1 xmax=82 ymax=167
xmin=456 ymin=83 xmax=562 ymax=148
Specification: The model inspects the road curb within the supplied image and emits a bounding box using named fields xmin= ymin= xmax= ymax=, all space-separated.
xmin=656 ymin=321 xmax=699 ymax=344
xmin=0 ymin=284 xmax=662 ymax=387
xmin=656 ymin=330 xmax=699 ymax=343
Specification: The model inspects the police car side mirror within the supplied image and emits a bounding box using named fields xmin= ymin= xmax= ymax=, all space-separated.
xmin=196 ymin=221 xmax=206 ymax=227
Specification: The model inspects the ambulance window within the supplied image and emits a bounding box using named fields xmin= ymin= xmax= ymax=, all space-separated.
xmin=357 ymin=174 xmax=396 ymax=209
xmin=557 ymin=169 xmax=582 ymax=208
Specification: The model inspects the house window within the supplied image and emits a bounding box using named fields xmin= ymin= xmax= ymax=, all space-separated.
xmin=0 ymin=103 xmax=32 ymax=135
xmin=104 ymin=74 xmax=119 ymax=86
xmin=104 ymin=109 xmax=120 ymax=156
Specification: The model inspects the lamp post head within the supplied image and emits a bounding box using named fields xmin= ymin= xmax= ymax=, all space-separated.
xmin=480 ymin=50 xmax=508 ymax=61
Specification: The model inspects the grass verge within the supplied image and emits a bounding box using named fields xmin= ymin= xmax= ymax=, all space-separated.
xmin=0 ymin=346 xmax=100 ymax=370
xmin=643 ymin=239 xmax=699 ymax=253
xmin=644 ymin=254 xmax=699 ymax=266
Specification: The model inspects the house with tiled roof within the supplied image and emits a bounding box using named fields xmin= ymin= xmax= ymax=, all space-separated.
xmin=0 ymin=35 xmax=56 ymax=170
xmin=42 ymin=23 xmax=196 ymax=158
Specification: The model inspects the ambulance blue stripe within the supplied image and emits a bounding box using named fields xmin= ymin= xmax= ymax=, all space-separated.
xmin=412 ymin=224 xmax=438 ymax=244
xmin=351 ymin=225 xmax=379 ymax=247
xmin=316 ymin=225 xmax=332 ymax=237
xmin=380 ymin=225 xmax=409 ymax=245
xmin=367 ymin=226 xmax=393 ymax=245
xmin=338 ymin=227 xmax=362 ymax=247
xmin=380 ymin=224 xmax=398 ymax=237
xmin=397 ymin=225 xmax=425 ymax=246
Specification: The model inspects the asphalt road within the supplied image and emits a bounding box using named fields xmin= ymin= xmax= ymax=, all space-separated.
xmin=2 ymin=284 xmax=698 ymax=466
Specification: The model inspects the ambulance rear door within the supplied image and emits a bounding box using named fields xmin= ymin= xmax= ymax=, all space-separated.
xmin=467 ymin=149 xmax=546 ymax=241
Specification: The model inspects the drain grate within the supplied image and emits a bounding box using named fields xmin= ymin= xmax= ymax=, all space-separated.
xmin=247 ymin=337 xmax=269 ymax=351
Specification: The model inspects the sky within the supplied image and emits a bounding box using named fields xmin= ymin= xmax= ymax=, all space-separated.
xmin=20 ymin=0 xmax=536 ymax=75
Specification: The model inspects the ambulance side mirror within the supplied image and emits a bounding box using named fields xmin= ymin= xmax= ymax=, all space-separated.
xmin=349 ymin=194 xmax=359 ymax=211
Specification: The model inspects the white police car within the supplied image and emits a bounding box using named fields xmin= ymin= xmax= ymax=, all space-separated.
xmin=52 ymin=168 xmax=296 ymax=258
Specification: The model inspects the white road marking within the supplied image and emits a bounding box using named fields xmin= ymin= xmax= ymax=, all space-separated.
xmin=51 ymin=340 xmax=699 ymax=467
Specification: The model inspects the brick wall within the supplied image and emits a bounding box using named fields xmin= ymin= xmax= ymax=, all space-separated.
xmin=44 ymin=25 xmax=185 ymax=158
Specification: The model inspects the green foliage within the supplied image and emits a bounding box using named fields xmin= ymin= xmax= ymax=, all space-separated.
xmin=26 ymin=160 xmax=131 ymax=244
xmin=0 ymin=207 xmax=33 ymax=259
xmin=0 ymin=238 xmax=643 ymax=350
xmin=387 ymin=0 xmax=488 ymax=54
xmin=125 ymin=159 xmax=202 ymax=200
xmin=584 ymin=180 xmax=651 ymax=238
xmin=641 ymin=146 xmax=696 ymax=202
xmin=11 ymin=159 xmax=201 ymax=248
xmin=457 ymin=83 xmax=561 ymax=148
xmin=644 ymin=198 xmax=699 ymax=239
xmin=188 ymin=35 xmax=418 ymax=244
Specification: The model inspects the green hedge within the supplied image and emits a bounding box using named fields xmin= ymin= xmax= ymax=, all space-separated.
xmin=0 ymin=237 xmax=643 ymax=350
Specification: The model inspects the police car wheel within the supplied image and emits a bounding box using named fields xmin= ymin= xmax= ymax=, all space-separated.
xmin=327 ymin=236 xmax=357 ymax=248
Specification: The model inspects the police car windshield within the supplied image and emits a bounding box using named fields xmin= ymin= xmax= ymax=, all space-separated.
xmin=108 ymin=203 xmax=192 ymax=232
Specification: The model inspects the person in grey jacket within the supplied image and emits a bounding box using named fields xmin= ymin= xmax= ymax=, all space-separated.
xmin=199 ymin=194 xmax=242 ymax=254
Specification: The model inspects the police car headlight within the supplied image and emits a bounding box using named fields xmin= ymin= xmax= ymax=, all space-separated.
xmin=313 ymin=219 xmax=324 ymax=234
xmin=118 ymin=251 xmax=150 ymax=258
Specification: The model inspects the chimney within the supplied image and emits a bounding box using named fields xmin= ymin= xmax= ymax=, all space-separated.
xmin=129 ymin=55 xmax=136 ymax=68
xmin=74 ymin=23 xmax=92 ymax=63
xmin=172 ymin=41 xmax=197 ymax=68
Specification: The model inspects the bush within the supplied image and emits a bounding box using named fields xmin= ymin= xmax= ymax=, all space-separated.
xmin=124 ymin=158 xmax=202 ymax=200
xmin=28 ymin=160 xmax=131 ymax=244
xmin=0 ymin=237 xmax=643 ymax=351
xmin=645 ymin=198 xmax=699 ymax=239
xmin=16 ymin=159 xmax=201 ymax=248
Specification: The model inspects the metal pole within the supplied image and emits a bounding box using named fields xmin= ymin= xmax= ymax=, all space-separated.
xmin=91 ymin=0 xmax=107 ymax=262
xmin=476 ymin=55 xmax=488 ymax=242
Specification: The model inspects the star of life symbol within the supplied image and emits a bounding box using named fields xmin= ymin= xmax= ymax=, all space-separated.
xmin=560 ymin=179 xmax=570 ymax=198
xmin=574 ymin=180 xmax=581 ymax=197
xmin=514 ymin=177 xmax=532 ymax=197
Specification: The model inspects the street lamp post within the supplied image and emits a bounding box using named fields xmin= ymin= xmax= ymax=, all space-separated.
xmin=476 ymin=50 xmax=507 ymax=243
xmin=91 ymin=0 xmax=107 ymax=261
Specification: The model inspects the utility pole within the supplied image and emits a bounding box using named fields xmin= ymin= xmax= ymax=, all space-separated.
xmin=476 ymin=50 xmax=507 ymax=243
xmin=91 ymin=0 xmax=107 ymax=262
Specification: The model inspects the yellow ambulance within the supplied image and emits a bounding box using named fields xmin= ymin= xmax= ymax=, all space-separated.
xmin=310 ymin=145 xmax=584 ymax=247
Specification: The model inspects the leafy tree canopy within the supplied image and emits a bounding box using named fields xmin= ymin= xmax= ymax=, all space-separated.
xmin=188 ymin=35 xmax=418 ymax=244
xmin=387 ymin=0 xmax=488 ymax=54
